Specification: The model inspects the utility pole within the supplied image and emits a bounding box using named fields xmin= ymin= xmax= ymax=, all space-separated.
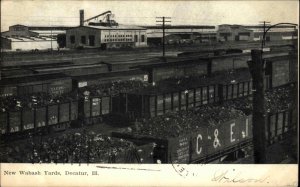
xmin=259 ymin=21 xmax=270 ymax=49
xmin=247 ymin=50 xmax=266 ymax=163
xmin=156 ymin=17 xmax=171 ymax=58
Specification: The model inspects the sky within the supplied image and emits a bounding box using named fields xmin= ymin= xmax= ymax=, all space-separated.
xmin=1 ymin=0 xmax=299 ymax=31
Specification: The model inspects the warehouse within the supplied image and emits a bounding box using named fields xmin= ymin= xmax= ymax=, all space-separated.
xmin=217 ymin=25 xmax=254 ymax=42
xmin=245 ymin=25 xmax=298 ymax=41
xmin=1 ymin=36 xmax=58 ymax=51
xmin=66 ymin=25 xmax=147 ymax=49
xmin=145 ymin=25 xmax=217 ymax=45
xmin=0 ymin=24 xmax=66 ymax=51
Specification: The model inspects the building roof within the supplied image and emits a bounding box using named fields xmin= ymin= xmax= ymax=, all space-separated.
xmin=72 ymin=69 xmax=146 ymax=81
xmin=141 ymin=25 xmax=216 ymax=29
xmin=1 ymin=36 xmax=56 ymax=42
xmin=218 ymin=25 xmax=253 ymax=33
xmin=28 ymin=26 xmax=74 ymax=30
xmin=30 ymin=30 xmax=66 ymax=35
xmin=131 ymin=56 xmax=208 ymax=70
xmin=68 ymin=24 xmax=146 ymax=31
xmin=0 ymin=73 xmax=70 ymax=86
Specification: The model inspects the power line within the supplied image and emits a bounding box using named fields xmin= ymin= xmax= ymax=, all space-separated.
xmin=156 ymin=16 xmax=171 ymax=58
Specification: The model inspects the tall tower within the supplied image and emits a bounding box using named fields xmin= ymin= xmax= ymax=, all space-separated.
xmin=80 ymin=10 xmax=84 ymax=26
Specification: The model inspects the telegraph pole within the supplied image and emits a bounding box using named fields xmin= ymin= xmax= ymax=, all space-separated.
xmin=247 ymin=50 xmax=266 ymax=163
xmin=259 ymin=21 xmax=270 ymax=50
xmin=156 ymin=17 xmax=171 ymax=58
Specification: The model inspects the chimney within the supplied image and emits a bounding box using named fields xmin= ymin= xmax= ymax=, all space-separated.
xmin=80 ymin=10 xmax=84 ymax=26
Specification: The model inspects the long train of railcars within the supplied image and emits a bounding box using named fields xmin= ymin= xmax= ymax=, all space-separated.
xmin=0 ymin=89 xmax=296 ymax=164
xmin=0 ymin=48 xmax=297 ymax=163
xmin=0 ymin=56 xmax=296 ymax=136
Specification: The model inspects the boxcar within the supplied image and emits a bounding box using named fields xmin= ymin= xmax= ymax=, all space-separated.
xmin=266 ymin=109 xmax=297 ymax=145
xmin=0 ymin=111 xmax=8 ymax=134
xmin=115 ymin=84 xmax=219 ymax=119
xmin=78 ymin=96 xmax=111 ymax=125
xmin=0 ymin=73 xmax=72 ymax=97
xmin=112 ymin=115 xmax=252 ymax=164
xmin=0 ymin=99 xmax=78 ymax=136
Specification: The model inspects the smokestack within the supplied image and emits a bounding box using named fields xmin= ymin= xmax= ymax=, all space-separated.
xmin=80 ymin=10 xmax=84 ymax=26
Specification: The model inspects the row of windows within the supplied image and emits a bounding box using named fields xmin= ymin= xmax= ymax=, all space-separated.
xmin=70 ymin=35 xmax=95 ymax=46
xmin=104 ymin=34 xmax=145 ymax=42
xmin=70 ymin=34 xmax=145 ymax=45
xmin=104 ymin=38 xmax=133 ymax=42
xmin=105 ymin=34 xmax=133 ymax=38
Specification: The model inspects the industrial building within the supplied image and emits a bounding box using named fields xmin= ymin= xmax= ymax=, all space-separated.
xmin=66 ymin=25 xmax=147 ymax=49
xmin=1 ymin=24 xmax=71 ymax=51
xmin=144 ymin=24 xmax=297 ymax=44
xmin=245 ymin=25 xmax=298 ymax=41
xmin=1 ymin=10 xmax=297 ymax=51
xmin=216 ymin=24 xmax=254 ymax=42
xmin=66 ymin=10 xmax=147 ymax=49
xmin=144 ymin=25 xmax=217 ymax=45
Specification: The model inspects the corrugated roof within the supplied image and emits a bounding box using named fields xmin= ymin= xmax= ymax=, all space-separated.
xmin=2 ymin=36 xmax=56 ymax=42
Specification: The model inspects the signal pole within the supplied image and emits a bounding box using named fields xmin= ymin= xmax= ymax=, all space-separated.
xmin=156 ymin=17 xmax=171 ymax=58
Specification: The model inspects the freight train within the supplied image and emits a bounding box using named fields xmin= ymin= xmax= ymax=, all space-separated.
xmin=112 ymin=104 xmax=297 ymax=164
xmin=0 ymin=83 xmax=296 ymax=163
xmin=0 ymin=54 xmax=296 ymax=135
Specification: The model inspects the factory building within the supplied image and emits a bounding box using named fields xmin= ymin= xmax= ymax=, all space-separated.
xmin=66 ymin=10 xmax=147 ymax=49
xmin=217 ymin=25 xmax=254 ymax=42
xmin=244 ymin=25 xmax=298 ymax=41
xmin=144 ymin=25 xmax=217 ymax=45
xmin=1 ymin=24 xmax=71 ymax=51
xmin=66 ymin=25 xmax=147 ymax=49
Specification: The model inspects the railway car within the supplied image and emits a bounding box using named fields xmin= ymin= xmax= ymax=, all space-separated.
xmin=112 ymin=114 xmax=253 ymax=163
xmin=114 ymin=84 xmax=219 ymax=119
xmin=0 ymin=99 xmax=78 ymax=138
xmin=266 ymin=109 xmax=297 ymax=145
xmin=112 ymin=107 xmax=297 ymax=163
xmin=77 ymin=95 xmax=112 ymax=125
xmin=72 ymin=69 xmax=148 ymax=89
xmin=0 ymin=73 xmax=72 ymax=98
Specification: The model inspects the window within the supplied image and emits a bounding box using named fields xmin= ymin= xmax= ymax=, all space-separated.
xmin=141 ymin=35 xmax=145 ymax=42
xmin=134 ymin=35 xmax=138 ymax=42
xmin=81 ymin=36 xmax=86 ymax=44
xmin=88 ymin=35 xmax=95 ymax=46
xmin=70 ymin=35 xmax=75 ymax=44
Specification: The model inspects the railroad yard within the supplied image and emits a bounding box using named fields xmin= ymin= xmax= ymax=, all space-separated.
xmin=0 ymin=7 xmax=298 ymax=164
xmin=0 ymin=39 xmax=298 ymax=164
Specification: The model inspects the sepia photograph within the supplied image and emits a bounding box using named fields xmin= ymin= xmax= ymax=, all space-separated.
xmin=0 ymin=0 xmax=298 ymax=186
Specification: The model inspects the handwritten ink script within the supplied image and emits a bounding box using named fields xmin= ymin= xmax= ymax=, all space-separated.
xmin=212 ymin=169 xmax=270 ymax=183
